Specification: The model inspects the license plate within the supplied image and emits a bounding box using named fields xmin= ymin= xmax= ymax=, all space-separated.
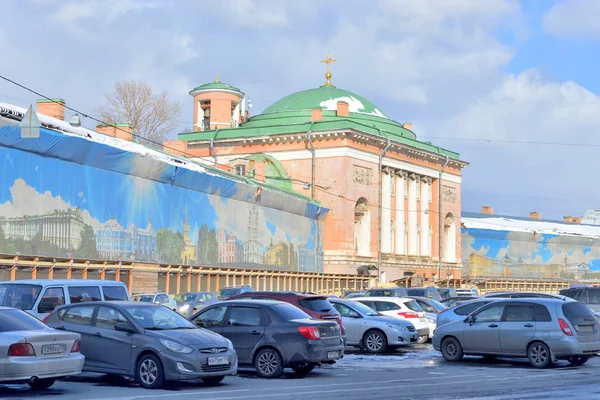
xmin=208 ymin=356 xmax=229 ymax=366
xmin=327 ymin=351 xmax=339 ymax=359
xmin=42 ymin=344 xmax=66 ymax=355
xmin=579 ymin=325 xmax=594 ymax=332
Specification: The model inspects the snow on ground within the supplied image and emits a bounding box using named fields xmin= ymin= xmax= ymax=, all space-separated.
xmin=326 ymin=346 xmax=441 ymax=370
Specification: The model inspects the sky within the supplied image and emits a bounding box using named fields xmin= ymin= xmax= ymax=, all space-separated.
xmin=2 ymin=0 xmax=600 ymax=221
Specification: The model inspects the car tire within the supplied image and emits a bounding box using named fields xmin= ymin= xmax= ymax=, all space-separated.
xmin=441 ymin=337 xmax=464 ymax=362
xmin=362 ymin=330 xmax=387 ymax=354
xmin=568 ymin=356 xmax=589 ymax=366
xmin=202 ymin=375 xmax=225 ymax=385
xmin=528 ymin=342 xmax=552 ymax=368
xmin=254 ymin=348 xmax=284 ymax=378
xmin=28 ymin=378 xmax=55 ymax=390
xmin=136 ymin=353 xmax=165 ymax=389
xmin=291 ymin=362 xmax=316 ymax=374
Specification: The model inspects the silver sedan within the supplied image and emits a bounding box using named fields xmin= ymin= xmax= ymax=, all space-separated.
xmin=0 ymin=306 xmax=84 ymax=390
xmin=329 ymin=298 xmax=418 ymax=353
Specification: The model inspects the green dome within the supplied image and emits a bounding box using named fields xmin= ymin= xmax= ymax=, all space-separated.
xmin=189 ymin=77 xmax=243 ymax=96
xmin=262 ymin=85 xmax=388 ymax=118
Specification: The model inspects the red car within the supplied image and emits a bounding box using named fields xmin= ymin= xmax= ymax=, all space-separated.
xmin=227 ymin=292 xmax=346 ymax=337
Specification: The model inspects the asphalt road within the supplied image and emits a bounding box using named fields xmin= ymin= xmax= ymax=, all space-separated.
xmin=2 ymin=346 xmax=600 ymax=400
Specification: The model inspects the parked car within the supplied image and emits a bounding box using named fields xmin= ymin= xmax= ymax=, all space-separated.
xmin=437 ymin=299 xmax=498 ymax=328
xmin=484 ymin=292 xmax=565 ymax=299
xmin=342 ymin=290 xmax=366 ymax=299
xmin=44 ymin=301 xmax=237 ymax=389
xmin=365 ymin=287 xmax=408 ymax=298
xmin=173 ymin=292 xmax=218 ymax=317
xmin=189 ymin=300 xmax=344 ymax=378
xmin=440 ymin=296 xmax=479 ymax=308
xmin=353 ymin=297 xmax=430 ymax=343
xmin=329 ymin=298 xmax=418 ymax=353
xmin=433 ymin=298 xmax=600 ymax=368
xmin=455 ymin=288 xmax=479 ymax=296
xmin=216 ymin=285 xmax=254 ymax=301
xmin=0 ymin=306 xmax=84 ymax=390
xmin=408 ymin=296 xmax=448 ymax=338
xmin=438 ymin=288 xmax=457 ymax=299
xmin=132 ymin=292 xmax=177 ymax=311
xmin=406 ymin=287 xmax=442 ymax=301
xmin=559 ymin=286 xmax=600 ymax=312
xmin=227 ymin=291 xmax=346 ymax=339
xmin=0 ymin=279 xmax=130 ymax=320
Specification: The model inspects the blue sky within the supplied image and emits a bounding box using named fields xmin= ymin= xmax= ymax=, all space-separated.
xmin=2 ymin=0 xmax=600 ymax=221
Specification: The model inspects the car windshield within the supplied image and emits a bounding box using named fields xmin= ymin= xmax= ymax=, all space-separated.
xmin=347 ymin=301 xmax=378 ymax=316
xmin=407 ymin=288 xmax=425 ymax=297
xmin=0 ymin=284 xmax=43 ymax=310
xmin=272 ymin=303 xmax=311 ymax=320
xmin=216 ymin=288 xmax=239 ymax=299
xmin=133 ymin=295 xmax=154 ymax=302
xmin=0 ymin=309 xmax=49 ymax=332
xmin=299 ymin=298 xmax=334 ymax=313
xmin=123 ymin=305 xmax=196 ymax=330
xmin=173 ymin=293 xmax=198 ymax=302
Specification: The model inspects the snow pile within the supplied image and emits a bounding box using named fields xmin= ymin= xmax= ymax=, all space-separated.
xmin=462 ymin=216 xmax=600 ymax=239
xmin=319 ymin=96 xmax=388 ymax=118
xmin=327 ymin=348 xmax=441 ymax=370
xmin=0 ymin=103 xmax=209 ymax=176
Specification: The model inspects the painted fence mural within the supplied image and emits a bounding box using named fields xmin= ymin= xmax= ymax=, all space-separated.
xmin=462 ymin=224 xmax=600 ymax=280
xmin=0 ymin=124 xmax=326 ymax=272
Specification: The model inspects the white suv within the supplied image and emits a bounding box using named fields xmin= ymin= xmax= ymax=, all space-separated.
xmin=353 ymin=297 xmax=431 ymax=344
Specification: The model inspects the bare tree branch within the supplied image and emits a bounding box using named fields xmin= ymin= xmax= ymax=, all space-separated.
xmin=97 ymin=80 xmax=181 ymax=147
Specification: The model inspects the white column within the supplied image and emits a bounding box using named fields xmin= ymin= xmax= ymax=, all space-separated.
xmin=420 ymin=178 xmax=431 ymax=256
xmin=381 ymin=169 xmax=392 ymax=253
xmin=395 ymin=172 xmax=406 ymax=255
xmin=408 ymin=174 xmax=418 ymax=255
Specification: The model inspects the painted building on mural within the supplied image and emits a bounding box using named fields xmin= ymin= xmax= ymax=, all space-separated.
xmin=0 ymin=102 xmax=327 ymax=272
xmin=163 ymin=57 xmax=468 ymax=282
xmin=462 ymin=207 xmax=600 ymax=280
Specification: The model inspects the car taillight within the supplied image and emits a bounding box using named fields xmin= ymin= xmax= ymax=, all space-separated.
xmin=398 ymin=311 xmax=420 ymax=319
xmin=71 ymin=339 xmax=81 ymax=353
xmin=337 ymin=317 xmax=346 ymax=335
xmin=8 ymin=343 xmax=36 ymax=357
xmin=298 ymin=326 xmax=321 ymax=340
xmin=559 ymin=318 xmax=573 ymax=336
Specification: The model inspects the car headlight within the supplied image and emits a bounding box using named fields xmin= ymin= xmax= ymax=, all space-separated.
xmin=226 ymin=339 xmax=234 ymax=350
xmin=160 ymin=339 xmax=193 ymax=354
xmin=386 ymin=322 xmax=406 ymax=331
xmin=180 ymin=304 xmax=190 ymax=312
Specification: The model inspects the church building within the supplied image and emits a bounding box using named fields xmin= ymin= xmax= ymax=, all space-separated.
xmin=164 ymin=54 xmax=468 ymax=283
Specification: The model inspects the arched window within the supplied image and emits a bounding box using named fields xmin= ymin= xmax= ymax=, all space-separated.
xmin=444 ymin=213 xmax=456 ymax=263
xmin=354 ymin=198 xmax=371 ymax=257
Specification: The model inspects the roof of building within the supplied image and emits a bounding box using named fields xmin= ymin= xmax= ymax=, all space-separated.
xmin=179 ymin=84 xmax=462 ymax=161
xmin=189 ymin=76 xmax=243 ymax=96
xmin=462 ymin=211 xmax=600 ymax=239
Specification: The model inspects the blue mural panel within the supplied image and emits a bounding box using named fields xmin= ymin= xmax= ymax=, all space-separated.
xmin=0 ymin=125 xmax=327 ymax=272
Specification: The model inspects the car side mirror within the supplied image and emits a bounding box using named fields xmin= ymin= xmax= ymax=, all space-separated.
xmin=465 ymin=315 xmax=474 ymax=325
xmin=114 ymin=322 xmax=137 ymax=334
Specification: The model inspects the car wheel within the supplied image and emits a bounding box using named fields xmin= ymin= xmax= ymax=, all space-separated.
xmin=363 ymin=330 xmax=387 ymax=354
xmin=568 ymin=356 xmax=589 ymax=366
xmin=291 ymin=362 xmax=316 ymax=374
xmin=441 ymin=337 xmax=464 ymax=362
xmin=417 ymin=335 xmax=429 ymax=344
xmin=136 ymin=353 xmax=165 ymax=389
xmin=202 ymin=375 xmax=225 ymax=385
xmin=528 ymin=342 xmax=552 ymax=368
xmin=254 ymin=348 xmax=284 ymax=378
xmin=28 ymin=378 xmax=55 ymax=390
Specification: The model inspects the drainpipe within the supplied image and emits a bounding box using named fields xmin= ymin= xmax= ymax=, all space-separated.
xmin=438 ymin=154 xmax=450 ymax=281
xmin=305 ymin=122 xmax=316 ymax=199
xmin=378 ymin=136 xmax=391 ymax=283
xmin=305 ymin=122 xmax=318 ymax=271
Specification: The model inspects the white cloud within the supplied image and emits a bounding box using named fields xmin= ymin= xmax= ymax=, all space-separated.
xmin=543 ymin=0 xmax=600 ymax=39
xmin=53 ymin=0 xmax=157 ymax=25
xmin=0 ymin=178 xmax=100 ymax=229
xmin=208 ymin=0 xmax=290 ymax=29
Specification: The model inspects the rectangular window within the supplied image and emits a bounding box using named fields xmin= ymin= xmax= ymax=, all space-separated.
xmin=227 ymin=307 xmax=262 ymax=326
xmin=235 ymin=165 xmax=246 ymax=176
xmin=96 ymin=306 xmax=129 ymax=330
xmin=68 ymin=286 xmax=102 ymax=303
xmin=102 ymin=286 xmax=128 ymax=301
xmin=63 ymin=305 xmax=96 ymax=326
xmin=37 ymin=287 xmax=65 ymax=313
xmin=504 ymin=304 xmax=535 ymax=322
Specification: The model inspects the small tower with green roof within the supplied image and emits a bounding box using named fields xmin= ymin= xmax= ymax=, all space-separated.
xmin=189 ymin=74 xmax=245 ymax=132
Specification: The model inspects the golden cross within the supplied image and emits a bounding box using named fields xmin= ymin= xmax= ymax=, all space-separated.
xmin=320 ymin=51 xmax=337 ymax=86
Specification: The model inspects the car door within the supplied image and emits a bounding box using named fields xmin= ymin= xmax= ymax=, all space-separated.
xmin=58 ymin=304 xmax=98 ymax=367
xmin=220 ymin=305 xmax=266 ymax=363
xmin=332 ymin=302 xmax=361 ymax=344
xmin=36 ymin=286 xmax=66 ymax=320
xmin=462 ymin=302 xmax=506 ymax=354
xmin=190 ymin=305 xmax=228 ymax=334
xmin=85 ymin=306 xmax=134 ymax=373
xmin=499 ymin=303 xmax=536 ymax=356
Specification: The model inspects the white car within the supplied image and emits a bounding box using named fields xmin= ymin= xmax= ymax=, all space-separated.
xmin=455 ymin=288 xmax=479 ymax=296
xmin=132 ymin=292 xmax=177 ymax=311
xmin=353 ymin=297 xmax=431 ymax=343
xmin=0 ymin=306 xmax=84 ymax=390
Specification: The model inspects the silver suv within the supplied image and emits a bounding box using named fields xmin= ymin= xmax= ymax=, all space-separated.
xmin=433 ymin=298 xmax=600 ymax=368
